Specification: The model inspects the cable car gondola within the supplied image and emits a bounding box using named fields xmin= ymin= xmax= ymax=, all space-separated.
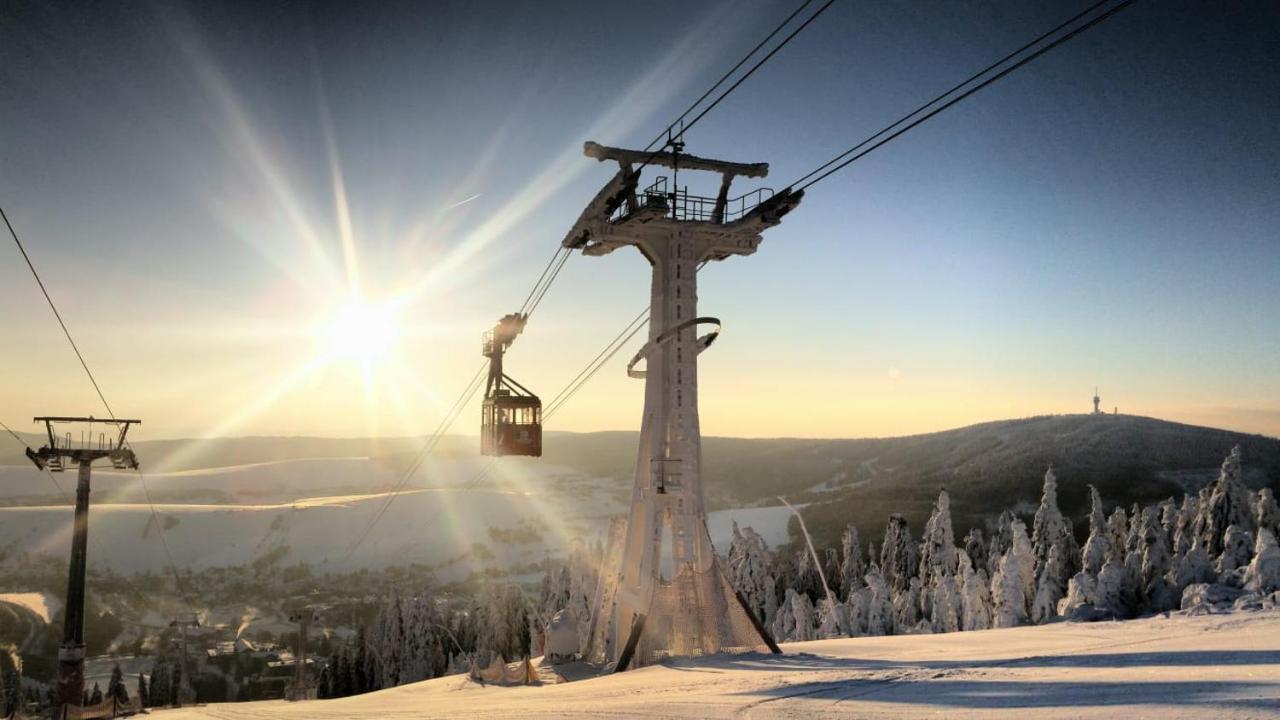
xmin=481 ymin=313 xmax=542 ymax=457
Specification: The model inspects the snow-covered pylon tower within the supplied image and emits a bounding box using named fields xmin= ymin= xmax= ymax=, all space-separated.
xmin=564 ymin=141 xmax=801 ymax=669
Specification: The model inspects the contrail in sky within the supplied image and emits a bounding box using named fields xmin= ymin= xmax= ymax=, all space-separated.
xmin=444 ymin=193 xmax=482 ymax=211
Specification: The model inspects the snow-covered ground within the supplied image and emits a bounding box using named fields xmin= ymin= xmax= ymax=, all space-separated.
xmin=0 ymin=591 xmax=61 ymax=623
xmin=154 ymin=610 xmax=1280 ymax=719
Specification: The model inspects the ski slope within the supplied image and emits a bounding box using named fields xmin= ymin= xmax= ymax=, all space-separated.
xmin=157 ymin=610 xmax=1280 ymax=719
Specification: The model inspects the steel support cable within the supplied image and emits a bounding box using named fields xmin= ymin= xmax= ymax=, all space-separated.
xmin=517 ymin=245 xmax=569 ymax=316
xmin=2 ymin=205 xmax=117 ymax=420
xmin=635 ymin=0 xmax=838 ymax=174
xmin=2 ymin=419 xmax=157 ymax=606
xmin=3 ymin=203 xmax=199 ymax=611
xmin=340 ymin=361 xmax=488 ymax=559
xmin=792 ymin=0 xmax=1135 ymax=191
xmin=524 ymin=243 xmax=574 ymax=318
xmin=543 ymin=311 xmax=650 ymax=420
xmin=461 ymin=307 xmax=649 ymax=491
xmin=640 ymin=0 xmax=816 ymax=154
xmin=423 ymin=7 xmax=826 ymax=499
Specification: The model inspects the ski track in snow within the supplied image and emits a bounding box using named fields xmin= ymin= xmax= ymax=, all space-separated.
xmin=156 ymin=610 xmax=1280 ymax=719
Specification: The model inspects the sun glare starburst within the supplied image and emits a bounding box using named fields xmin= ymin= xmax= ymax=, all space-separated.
xmin=323 ymin=298 xmax=401 ymax=365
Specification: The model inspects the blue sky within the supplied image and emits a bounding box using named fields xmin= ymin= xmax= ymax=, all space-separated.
xmin=1 ymin=0 xmax=1277 ymax=440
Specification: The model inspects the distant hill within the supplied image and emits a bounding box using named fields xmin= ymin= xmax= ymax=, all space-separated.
xmin=684 ymin=414 xmax=1278 ymax=551
xmin=3 ymin=414 xmax=1275 ymax=554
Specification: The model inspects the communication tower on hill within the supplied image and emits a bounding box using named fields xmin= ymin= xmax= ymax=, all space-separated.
xmin=565 ymin=140 xmax=798 ymax=669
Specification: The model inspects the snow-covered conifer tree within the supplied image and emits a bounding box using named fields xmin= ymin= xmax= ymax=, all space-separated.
xmin=963 ymin=528 xmax=988 ymax=579
xmin=727 ymin=522 xmax=776 ymax=626
xmin=823 ymin=547 xmax=842 ymax=600
xmin=1244 ymin=529 xmax=1280 ymax=593
xmin=864 ymin=566 xmax=896 ymax=636
xmin=1081 ymin=486 xmax=1111 ymax=574
xmin=1094 ymin=558 xmax=1132 ymax=618
xmin=1254 ymin=488 xmax=1279 ymax=540
xmin=1032 ymin=467 xmax=1079 ymax=584
xmin=1201 ymin=446 xmax=1256 ymax=555
xmin=958 ymin=549 xmax=991 ymax=631
xmin=895 ymin=577 xmax=923 ymax=631
xmin=1171 ymin=538 xmax=1217 ymax=596
xmin=839 ymin=523 xmax=865 ymax=599
xmin=988 ymin=510 xmax=1016 ymax=574
xmin=1173 ymin=495 xmax=1199 ymax=555
xmin=880 ymin=514 xmax=918 ymax=597
xmin=1031 ymin=544 xmax=1065 ymax=623
xmin=990 ymin=546 xmax=1029 ymax=628
xmin=1137 ymin=504 xmax=1175 ymax=610
xmin=1010 ymin=519 xmax=1036 ymax=615
xmin=1216 ymin=525 xmax=1254 ymax=577
xmin=1106 ymin=507 xmax=1128 ymax=565
xmin=770 ymin=589 xmax=817 ymax=642
xmin=929 ymin=572 xmax=961 ymax=633
xmin=918 ymin=491 xmax=957 ymax=620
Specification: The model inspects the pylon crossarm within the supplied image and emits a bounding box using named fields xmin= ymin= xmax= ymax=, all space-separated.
xmin=625 ymin=317 xmax=721 ymax=380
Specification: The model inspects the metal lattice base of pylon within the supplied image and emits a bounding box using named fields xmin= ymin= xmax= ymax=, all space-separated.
xmin=584 ymin=520 xmax=774 ymax=670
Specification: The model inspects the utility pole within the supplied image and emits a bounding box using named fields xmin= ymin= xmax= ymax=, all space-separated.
xmin=285 ymin=606 xmax=321 ymax=701
xmin=565 ymin=141 xmax=800 ymax=669
xmin=25 ymin=416 xmax=139 ymax=716
xmin=168 ymin=613 xmax=199 ymax=707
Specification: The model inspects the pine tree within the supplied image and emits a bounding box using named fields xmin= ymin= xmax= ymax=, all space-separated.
xmin=823 ymin=547 xmax=842 ymax=600
xmin=1081 ymin=486 xmax=1111 ymax=574
xmin=137 ymin=672 xmax=149 ymax=709
xmin=990 ymin=546 xmax=1029 ymax=628
xmin=107 ymin=663 xmax=129 ymax=705
xmin=1031 ymin=467 xmax=1078 ymax=593
xmin=1106 ymin=507 xmax=1128 ymax=565
xmin=963 ymin=528 xmax=988 ymax=579
xmin=839 ymin=523 xmax=866 ymax=599
xmin=727 ymin=524 xmax=776 ymax=626
xmin=1137 ymin=504 xmax=1176 ymax=611
xmin=863 ymin=565 xmax=896 ymax=636
xmin=1201 ymin=446 xmax=1256 ymax=555
xmin=880 ymin=514 xmax=917 ymax=597
xmin=894 ymin=577 xmax=923 ymax=631
xmin=1216 ymin=525 xmax=1254 ymax=577
xmin=376 ymin=587 xmax=404 ymax=688
xmin=988 ymin=510 xmax=1017 ymax=573
xmin=1173 ymin=495 xmax=1199 ymax=555
xmin=148 ymin=657 xmax=170 ymax=707
xmin=1010 ymin=519 xmax=1036 ymax=615
xmin=88 ymin=682 xmax=103 ymax=706
xmin=958 ymin=549 xmax=992 ymax=631
xmin=352 ymin=627 xmax=370 ymax=694
xmin=1031 ymin=545 xmax=1066 ymax=623
xmin=918 ymin=490 xmax=957 ymax=622
xmin=1256 ymin=488 xmax=1280 ymax=540
xmin=1244 ymin=529 xmax=1280 ymax=593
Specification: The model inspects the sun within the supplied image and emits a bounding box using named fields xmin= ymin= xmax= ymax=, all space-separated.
xmin=323 ymin=298 xmax=401 ymax=364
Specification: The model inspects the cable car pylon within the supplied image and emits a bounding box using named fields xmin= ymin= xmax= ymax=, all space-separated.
xmin=567 ymin=139 xmax=801 ymax=669
xmin=481 ymin=313 xmax=542 ymax=457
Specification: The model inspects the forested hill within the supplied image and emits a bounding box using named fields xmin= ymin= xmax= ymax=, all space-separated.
xmin=679 ymin=414 xmax=1277 ymax=550
xmin=535 ymin=414 xmax=1279 ymax=548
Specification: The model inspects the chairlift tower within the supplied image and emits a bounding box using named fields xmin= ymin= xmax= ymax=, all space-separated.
xmin=169 ymin=612 xmax=200 ymax=707
xmin=565 ymin=141 xmax=800 ymax=668
xmin=25 ymin=416 xmax=140 ymax=713
xmin=285 ymin=605 xmax=323 ymax=701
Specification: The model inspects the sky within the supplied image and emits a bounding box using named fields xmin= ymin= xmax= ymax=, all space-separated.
xmin=1 ymin=0 xmax=1278 ymax=442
